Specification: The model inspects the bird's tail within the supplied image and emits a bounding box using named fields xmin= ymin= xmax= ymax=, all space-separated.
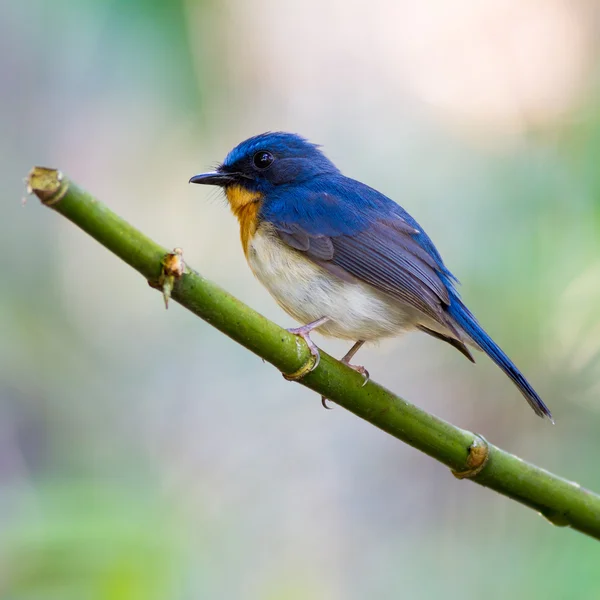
xmin=447 ymin=298 xmax=553 ymax=422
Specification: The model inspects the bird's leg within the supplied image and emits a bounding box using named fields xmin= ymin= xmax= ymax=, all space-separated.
xmin=286 ymin=316 xmax=330 ymax=371
xmin=321 ymin=340 xmax=368 ymax=409
xmin=341 ymin=340 xmax=369 ymax=382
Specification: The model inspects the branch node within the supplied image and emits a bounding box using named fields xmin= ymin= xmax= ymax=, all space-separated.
xmin=452 ymin=434 xmax=490 ymax=480
xmin=157 ymin=248 xmax=185 ymax=309
xmin=282 ymin=353 xmax=318 ymax=381
xmin=27 ymin=167 xmax=68 ymax=206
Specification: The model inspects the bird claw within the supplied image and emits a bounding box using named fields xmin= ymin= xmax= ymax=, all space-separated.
xmin=347 ymin=363 xmax=369 ymax=387
xmin=286 ymin=326 xmax=321 ymax=372
xmin=282 ymin=317 xmax=330 ymax=382
xmin=284 ymin=325 xmax=367 ymax=411
xmin=287 ymin=321 xmax=330 ymax=406
xmin=321 ymin=396 xmax=333 ymax=409
xmin=319 ymin=340 xmax=369 ymax=410
xmin=320 ymin=363 xmax=369 ymax=409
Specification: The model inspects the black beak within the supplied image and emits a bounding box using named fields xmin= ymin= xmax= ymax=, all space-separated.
xmin=188 ymin=171 xmax=235 ymax=186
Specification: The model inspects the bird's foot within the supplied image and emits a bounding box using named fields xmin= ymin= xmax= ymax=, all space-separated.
xmin=344 ymin=362 xmax=370 ymax=386
xmin=321 ymin=340 xmax=368 ymax=409
xmin=321 ymin=363 xmax=370 ymax=409
xmin=286 ymin=325 xmax=322 ymax=370
xmin=283 ymin=317 xmax=329 ymax=381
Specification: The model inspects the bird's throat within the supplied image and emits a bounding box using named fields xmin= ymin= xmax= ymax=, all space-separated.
xmin=226 ymin=185 xmax=262 ymax=258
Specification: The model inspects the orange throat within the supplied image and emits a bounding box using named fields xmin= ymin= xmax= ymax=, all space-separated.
xmin=225 ymin=185 xmax=262 ymax=257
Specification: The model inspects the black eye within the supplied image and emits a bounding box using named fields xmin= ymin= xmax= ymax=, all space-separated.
xmin=253 ymin=151 xmax=274 ymax=169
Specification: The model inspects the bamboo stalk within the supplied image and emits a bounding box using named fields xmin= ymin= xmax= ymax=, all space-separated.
xmin=27 ymin=166 xmax=600 ymax=540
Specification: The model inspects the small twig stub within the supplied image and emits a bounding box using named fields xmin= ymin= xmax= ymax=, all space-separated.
xmin=158 ymin=248 xmax=186 ymax=309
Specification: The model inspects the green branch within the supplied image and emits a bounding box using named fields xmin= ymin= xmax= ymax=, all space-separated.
xmin=27 ymin=166 xmax=600 ymax=539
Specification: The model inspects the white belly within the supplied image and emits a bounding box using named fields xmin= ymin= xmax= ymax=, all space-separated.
xmin=247 ymin=225 xmax=422 ymax=341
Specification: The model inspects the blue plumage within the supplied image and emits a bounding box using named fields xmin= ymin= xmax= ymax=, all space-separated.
xmin=190 ymin=132 xmax=552 ymax=421
xmin=447 ymin=298 xmax=551 ymax=419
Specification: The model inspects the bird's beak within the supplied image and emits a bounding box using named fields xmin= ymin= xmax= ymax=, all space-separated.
xmin=188 ymin=171 xmax=235 ymax=186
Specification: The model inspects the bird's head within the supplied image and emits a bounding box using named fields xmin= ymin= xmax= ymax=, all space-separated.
xmin=189 ymin=132 xmax=339 ymax=202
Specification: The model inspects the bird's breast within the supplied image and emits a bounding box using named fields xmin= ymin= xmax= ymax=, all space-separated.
xmin=226 ymin=185 xmax=262 ymax=257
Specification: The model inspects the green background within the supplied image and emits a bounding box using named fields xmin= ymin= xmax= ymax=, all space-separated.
xmin=2 ymin=1 xmax=600 ymax=598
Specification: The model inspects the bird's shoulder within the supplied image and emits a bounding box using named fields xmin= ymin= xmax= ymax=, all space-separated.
xmin=259 ymin=174 xmax=371 ymax=236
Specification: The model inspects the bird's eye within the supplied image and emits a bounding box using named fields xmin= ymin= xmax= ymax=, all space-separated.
xmin=253 ymin=151 xmax=274 ymax=169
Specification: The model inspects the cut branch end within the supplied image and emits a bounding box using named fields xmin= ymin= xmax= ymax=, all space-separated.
xmin=27 ymin=167 xmax=67 ymax=206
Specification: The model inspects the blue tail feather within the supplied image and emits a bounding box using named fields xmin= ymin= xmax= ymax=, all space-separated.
xmin=447 ymin=298 xmax=553 ymax=422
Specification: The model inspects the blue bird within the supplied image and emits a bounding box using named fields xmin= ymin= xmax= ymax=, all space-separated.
xmin=190 ymin=132 xmax=552 ymax=421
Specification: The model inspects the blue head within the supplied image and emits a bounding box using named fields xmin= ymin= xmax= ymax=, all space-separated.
xmin=190 ymin=132 xmax=339 ymax=194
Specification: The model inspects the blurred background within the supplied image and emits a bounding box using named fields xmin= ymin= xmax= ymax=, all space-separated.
xmin=2 ymin=0 xmax=600 ymax=597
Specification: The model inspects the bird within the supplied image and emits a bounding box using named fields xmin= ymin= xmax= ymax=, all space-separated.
xmin=190 ymin=132 xmax=552 ymax=421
